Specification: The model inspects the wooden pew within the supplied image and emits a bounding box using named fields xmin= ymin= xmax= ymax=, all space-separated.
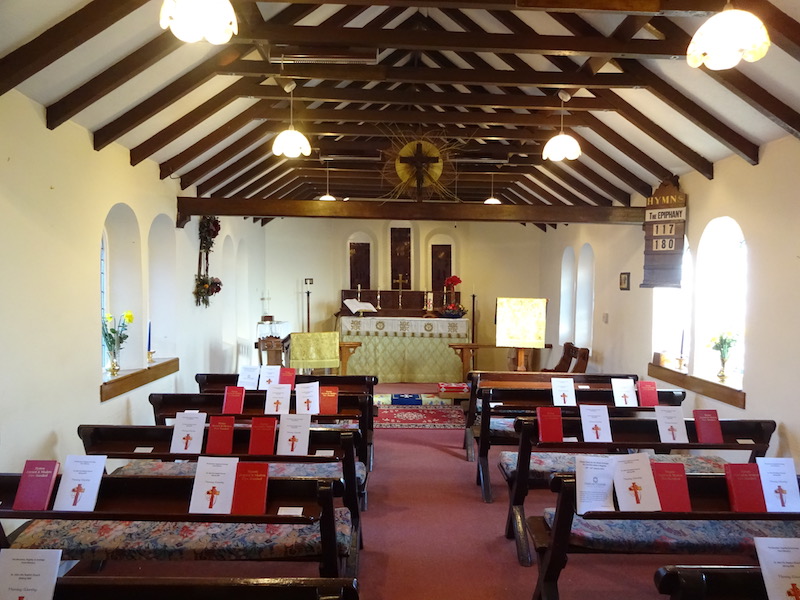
xmin=473 ymin=382 xmax=687 ymax=502
xmin=51 ymin=576 xmax=360 ymax=600
xmin=149 ymin=391 xmax=371 ymax=468
xmin=195 ymin=374 xmax=378 ymax=469
xmin=504 ymin=414 xmax=776 ymax=565
xmin=527 ymin=472 xmax=800 ymax=600
xmin=1 ymin=474 xmax=356 ymax=578
xmin=654 ymin=565 xmax=767 ymax=600
xmin=463 ymin=371 xmax=643 ymax=461
xmin=77 ymin=424 xmax=366 ymax=513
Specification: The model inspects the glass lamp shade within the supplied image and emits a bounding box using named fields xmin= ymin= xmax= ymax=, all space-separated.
xmin=687 ymin=8 xmax=770 ymax=70
xmin=319 ymin=193 xmax=336 ymax=201
xmin=160 ymin=0 xmax=238 ymax=45
xmin=542 ymin=133 xmax=581 ymax=161
xmin=272 ymin=127 xmax=312 ymax=158
xmin=484 ymin=196 xmax=502 ymax=205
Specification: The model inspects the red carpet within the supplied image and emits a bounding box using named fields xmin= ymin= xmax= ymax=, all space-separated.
xmin=374 ymin=405 xmax=465 ymax=429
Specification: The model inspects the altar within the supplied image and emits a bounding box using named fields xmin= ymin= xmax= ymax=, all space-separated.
xmin=340 ymin=316 xmax=468 ymax=383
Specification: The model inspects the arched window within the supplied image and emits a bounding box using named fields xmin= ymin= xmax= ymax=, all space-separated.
xmin=695 ymin=217 xmax=747 ymax=385
xmin=558 ymin=247 xmax=576 ymax=345
xmin=652 ymin=241 xmax=693 ymax=370
xmin=575 ymin=244 xmax=595 ymax=349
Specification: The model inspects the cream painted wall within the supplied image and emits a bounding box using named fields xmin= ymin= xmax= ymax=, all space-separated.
xmin=4 ymin=83 xmax=800 ymax=476
xmin=0 ymin=91 xmax=266 ymax=472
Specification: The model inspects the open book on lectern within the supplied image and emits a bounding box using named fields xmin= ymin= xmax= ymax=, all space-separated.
xmin=344 ymin=298 xmax=377 ymax=314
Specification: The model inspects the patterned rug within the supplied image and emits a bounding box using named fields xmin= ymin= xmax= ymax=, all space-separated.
xmin=375 ymin=405 xmax=466 ymax=429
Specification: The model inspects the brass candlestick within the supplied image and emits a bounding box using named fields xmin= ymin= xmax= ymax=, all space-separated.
xmin=147 ymin=350 xmax=156 ymax=364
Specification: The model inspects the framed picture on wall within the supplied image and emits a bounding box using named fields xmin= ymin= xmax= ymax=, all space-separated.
xmin=619 ymin=272 xmax=630 ymax=291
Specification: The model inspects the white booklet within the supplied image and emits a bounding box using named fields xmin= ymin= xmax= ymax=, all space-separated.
xmin=611 ymin=378 xmax=638 ymax=407
xmin=756 ymin=457 xmax=800 ymax=512
xmin=169 ymin=411 xmax=207 ymax=453
xmin=755 ymin=537 xmax=800 ymax=600
xmin=295 ymin=381 xmax=320 ymax=414
xmin=188 ymin=456 xmax=239 ymax=514
xmin=0 ymin=548 xmax=62 ymax=600
xmin=575 ymin=454 xmax=617 ymax=515
xmin=551 ymin=377 xmax=577 ymax=406
xmin=237 ymin=365 xmax=260 ymax=390
xmin=654 ymin=405 xmax=689 ymax=443
xmin=277 ymin=414 xmax=312 ymax=455
xmin=613 ymin=453 xmax=661 ymax=512
xmin=264 ymin=384 xmax=291 ymax=414
xmin=579 ymin=404 xmax=612 ymax=442
xmin=52 ymin=454 xmax=106 ymax=511
xmin=258 ymin=365 xmax=281 ymax=390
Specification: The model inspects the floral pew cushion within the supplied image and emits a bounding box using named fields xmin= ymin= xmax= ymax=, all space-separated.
xmin=111 ymin=459 xmax=368 ymax=488
xmin=10 ymin=507 xmax=353 ymax=561
xmin=488 ymin=417 xmax=517 ymax=437
xmin=498 ymin=451 xmax=727 ymax=484
xmin=542 ymin=507 xmax=800 ymax=554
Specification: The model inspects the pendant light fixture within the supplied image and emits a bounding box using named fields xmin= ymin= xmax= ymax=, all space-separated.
xmin=319 ymin=163 xmax=336 ymax=201
xmin=159 ymin=0 xmax=238 ymax=45
xmin=484 ymin=172 xmax=501 ymax=204
xmin=543 ymin=91 xmax=581 ymax=162
xmin=272 ymin=89 xmax=311 ymax=158
xmin=687 ymin=1 xmax=770 ymax=70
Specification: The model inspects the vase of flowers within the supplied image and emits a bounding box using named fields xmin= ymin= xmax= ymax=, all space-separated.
xmin=102 ymin=311 xmax=134 ymax=376
xmin=442 ymin=275 xmax=467 ymax=317
xmin=711 ymin=332 xmax=736 ymax=382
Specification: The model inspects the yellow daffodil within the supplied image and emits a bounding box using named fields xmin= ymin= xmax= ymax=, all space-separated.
xmin=123 ymin=310 xmax=134 ymax=323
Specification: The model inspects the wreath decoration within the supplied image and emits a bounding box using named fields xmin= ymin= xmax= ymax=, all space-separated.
xmin=193 ymin=215 xmax=223 ymax=307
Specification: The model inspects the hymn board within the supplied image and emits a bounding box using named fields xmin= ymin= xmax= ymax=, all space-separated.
xmin=641 ymin=181 xmax=687 ymax=288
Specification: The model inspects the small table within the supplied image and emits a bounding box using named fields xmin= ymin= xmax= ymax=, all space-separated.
xmin=449 ymin=343 xmax=497 ymax=381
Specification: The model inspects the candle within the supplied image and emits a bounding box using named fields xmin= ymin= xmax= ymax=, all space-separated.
xmin=147 ymin=321 xmax=152 ymax=352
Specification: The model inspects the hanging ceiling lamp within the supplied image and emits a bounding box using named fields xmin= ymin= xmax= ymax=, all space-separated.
xmin=159 ymin=0 xmax=238 ymax=45
xmin=687 ymin=1 xmax=770 ymax=70
xmin=272 ymin=89 xmax=311 ymax=158
xmin=484 ymin=172 xmax=501 ymax=204
xmin=319 ymin=163 xmax=336 ymax=201
xmin=542 ymin=91 xmax=581 ymax=162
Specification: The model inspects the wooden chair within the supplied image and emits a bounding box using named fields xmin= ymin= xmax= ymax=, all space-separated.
xmin=542 ymin=342 xmax=590 ymax=373
xmin=51 ymin=576 xmax=360 ymax=600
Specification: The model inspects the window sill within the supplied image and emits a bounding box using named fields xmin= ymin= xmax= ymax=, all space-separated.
xmin=100 ymin=357 xmax=180 ymax=402
xmin=647 ymin=362 xmax=746 ymax=409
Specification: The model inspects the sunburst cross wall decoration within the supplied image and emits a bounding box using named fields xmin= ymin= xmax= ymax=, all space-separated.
xmin=382 ymin=129 xmax=462 ymax=202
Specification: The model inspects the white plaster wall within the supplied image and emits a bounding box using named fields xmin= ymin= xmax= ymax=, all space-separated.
xmin=0 ymin=91 xmax=265 ymax=471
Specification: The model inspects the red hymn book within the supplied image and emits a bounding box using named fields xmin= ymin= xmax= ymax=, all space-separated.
xmin=249 ymin=417 xmax=277 ymax=454
xmin=636 ymin=381 xmax=659 ymax=407
xmin=206 ymin=416 xmax=235 ymax=454
xmin=13 ymin=460 xmax=60 ymax=510
xmin=536 ymin=406 xmax=563 ymax=442
xmin=651 ymin=462 xmax=692 ymax=512
xmin=231 ymin=462 xmax=269 ymax=515
xmin=693 ymin=409 xmax=724 ymax=443
xmin=279 ymin=367 xmax=296 ymax=389
xmin=725 ymin=463 xmax=767 ymax=512
xmin=320 ymin=386 xmax=339 ymax=415
xmin=222 ymin=386 xmax=245 ymax=414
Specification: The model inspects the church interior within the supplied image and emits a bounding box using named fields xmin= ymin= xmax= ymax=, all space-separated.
xmin=2 ymin=0 xmax=800 ymax=598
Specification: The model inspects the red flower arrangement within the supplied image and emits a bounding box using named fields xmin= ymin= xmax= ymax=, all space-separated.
xmin=444 ymin=275 xmax=462 ymax=289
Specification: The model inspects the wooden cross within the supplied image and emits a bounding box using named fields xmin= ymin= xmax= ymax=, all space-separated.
xmin=71 ymin=483 xmax=85 ymax=506
xmin=399 ymin=142 xmax=439 ymax=201
xmin=776 ymin=485 xmax=788 ymax=507
xmin=591 ymin=423 xmax=601 ymax=439
xmin=206 ymin=485 xmax=220 ymax=509
xmin=182 ymin=433 xmax=192 ymax=450
xmin=787 ymin=582 xmax=800 ymax=600
xmin=628 ymin=481 xmax=643 ymax=504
